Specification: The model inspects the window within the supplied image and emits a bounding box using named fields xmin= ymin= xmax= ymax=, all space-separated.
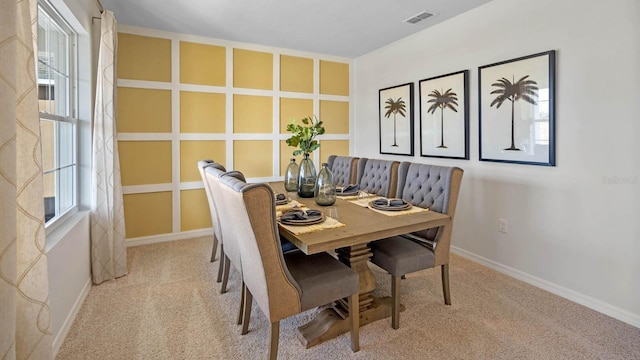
xmin=37 ymin=2 xmax=77 ymax=224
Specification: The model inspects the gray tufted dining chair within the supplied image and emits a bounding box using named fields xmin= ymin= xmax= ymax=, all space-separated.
xmin=327 ymin=155 xmax=359 ymax=187
xmin=217 ymin=174 xmax=360 ymax=359
xmin=203 ymin=166 xmax=251 ymax=329
xmin=197 ymin=160 xmax=226 ymax=277
xmin=369 ymin=161 xmax=463 ymax=329
xmin=356 ymin=158 xmax=400 ymax=198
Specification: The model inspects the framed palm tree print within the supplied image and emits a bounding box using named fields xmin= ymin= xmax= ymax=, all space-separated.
xmin=479 ymin=50 xmax=556 ymax=166
xmin=379 ymin=83 xmax=414 ymax=156
xmin=419 ymin=70 xmax=469 ymax=159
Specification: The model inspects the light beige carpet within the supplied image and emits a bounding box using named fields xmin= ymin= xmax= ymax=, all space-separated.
xmin=56 ymin=237 xmax=640 ymax=359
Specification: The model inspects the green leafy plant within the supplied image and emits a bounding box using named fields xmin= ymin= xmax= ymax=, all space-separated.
xmin=285 ymin=115 xmax=325 ymax=156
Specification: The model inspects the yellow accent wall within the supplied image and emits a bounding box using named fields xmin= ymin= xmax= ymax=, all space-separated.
xmin=180 ymin=41 xmax=225 ymax=86
xmin=233 ymin=48 xmax=273 ymax=90
xmin=320 ymin=60 xmax=349 ymax=96
xmin=279 ymin=98 xmax=313 ymax=133
xmin=118 ymin=33 xmax=171 ymax=82
xmin=180 ymin=140 xmax=226 ymax=182
xmin=234 ymin=141 xmax=272 ymax=178
xmin=320 ymin=140 xmax=350 ymax=164
xmin=119 ymin=141 xmax=172 ymax=186
xmin=118 ymin=87 xmax=172 ymax=133
xmin=123 ymin=192 xmax=173 ymax=238
xmin=180 ymin=91 xmax=226 ymax=133
xmin=181 ymin=189 xmax=212 ymax=231
xmin=233 ymin=95 xmax=273 ymax=133
xmin=280 ymin=55 xmax=313 ymax=93
xmin=320 ymin=100 xmax=350 ymax=134
xmin=117 ymin=30 xmax=351 ymax=239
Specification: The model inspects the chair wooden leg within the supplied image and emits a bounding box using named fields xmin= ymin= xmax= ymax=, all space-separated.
xmin=442 ymin=264 xmax=451 ymax=305
xmin=241 ymin=288 xmax=253 ymax=335
xmin=220 ymin=255 xmax=230 ymax=294
xmin=391 ymin=275 xmax=401 ymax=329
xmin=268 ymin=321 xmax=280 ymax=360
xmin=216 ymin=244 xmax=225 ymax=283
xmin=237 ymin=282 xmax=245 ymax=325
xmin=210 ymin=235 xmax=219 ymax=262
xmin=348 ymin=293 xmax=360 ymax=352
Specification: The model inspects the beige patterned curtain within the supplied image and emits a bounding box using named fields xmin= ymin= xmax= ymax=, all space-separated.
xmin=90 ymin=10 xmax=127 ymax=284
xmin=0 ymin=0 xmax=53 ymax=358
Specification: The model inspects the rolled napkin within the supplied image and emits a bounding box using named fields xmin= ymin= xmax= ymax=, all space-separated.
xmin=275 ymin=193 xmax=286 ymax=201
xmin=280 ymin=209 xmax=322 ymax=221
xmin=338 ymin=184 xmax=360 ymax=193
xmin=372 ymin=198 xmax=407 ymax=207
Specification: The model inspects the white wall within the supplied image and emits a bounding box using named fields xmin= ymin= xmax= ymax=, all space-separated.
xmin=353 ymin=0 xmax=640 ymax=327
xmin=47 ymin=212 xmax=91 ymax=354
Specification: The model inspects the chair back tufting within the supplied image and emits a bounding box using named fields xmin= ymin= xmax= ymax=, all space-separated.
xmin=396 ymin=161 xmax=463 ymax=246
xmin=327 ymin=155 xmax=359 ymax=186
xmin=356 ymin=158 xmax=399 ymax=198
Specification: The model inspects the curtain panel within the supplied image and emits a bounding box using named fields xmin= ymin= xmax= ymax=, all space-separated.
xmin=0 ymin=0 xmax=53 ymax=358
xmin=90 ymin=10 xmax=127 ymax=284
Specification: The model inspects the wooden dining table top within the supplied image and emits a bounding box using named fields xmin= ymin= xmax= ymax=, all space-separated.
xmin=269 ymin=182 xmax=451 ymax=254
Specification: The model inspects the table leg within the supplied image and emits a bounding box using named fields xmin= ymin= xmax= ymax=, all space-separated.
xmin=297 ymin=243 xmax=404 ymax=348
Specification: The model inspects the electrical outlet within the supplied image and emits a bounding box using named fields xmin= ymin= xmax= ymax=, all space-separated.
xmin=498 ymin=218 xmax=508 ymax=233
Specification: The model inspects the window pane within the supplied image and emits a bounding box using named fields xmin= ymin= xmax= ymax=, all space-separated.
xmin=58 ymin=165 xmax=74 ymax=213
xmin=41 ymin=119 xmax=56 ymax=172
xmin=43 ymin=171 xmax=56 ymax=222
xmin=50 ymin=21 xmax=67 ymax=75
xmin=53 ymin=69 xmax=67 ymax=116
xmin=57 ymin=120 xmax=74 ymax=167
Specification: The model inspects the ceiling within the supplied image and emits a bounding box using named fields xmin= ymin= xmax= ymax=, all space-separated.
xmin=101 ymin=0 xmax=492 ymax=58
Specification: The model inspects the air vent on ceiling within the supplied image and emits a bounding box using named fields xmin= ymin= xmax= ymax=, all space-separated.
xmin=404 ymin=11 xmax=434 ymax=24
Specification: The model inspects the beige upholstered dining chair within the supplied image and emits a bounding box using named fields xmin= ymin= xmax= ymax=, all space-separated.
xmin=356 ymin=158 xmax=400 ymax=198
xmin=327 ymin=155 xmax=359 ymax=187
xmin=216 ymin=175 xmax=360 ymax=359
xmin=369 ymin=162 xmax=463 ymax=329
xmin=197 ymin=160 xmax=226 ymax=280
xmin=203 ymin=166 xmax=250 ymax=328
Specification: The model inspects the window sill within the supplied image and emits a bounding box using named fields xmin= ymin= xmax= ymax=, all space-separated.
xmin=45 ymin=210 xmax=90 ymax=253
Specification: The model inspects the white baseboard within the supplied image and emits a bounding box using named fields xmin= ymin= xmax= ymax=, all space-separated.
xmin=451 ymin=246 xmax=640 ymax=330
xmin=52 ymin=277 xmax=92 ymax=356
xmin=126 ymin=229 xmax=212 ymax=247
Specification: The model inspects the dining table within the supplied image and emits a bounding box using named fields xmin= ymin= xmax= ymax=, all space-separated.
xmin=269 ymin=182 xmax=452 ymax=348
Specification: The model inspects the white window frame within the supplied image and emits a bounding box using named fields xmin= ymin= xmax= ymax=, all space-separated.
xmin=37 ymin=0 xmax=79 ymax=234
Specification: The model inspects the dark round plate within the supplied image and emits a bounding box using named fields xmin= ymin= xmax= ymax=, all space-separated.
xmin=369 ymin=200 xmax=412 ymax=211
xmin=280 ymin=214 xmax=325 ymax=226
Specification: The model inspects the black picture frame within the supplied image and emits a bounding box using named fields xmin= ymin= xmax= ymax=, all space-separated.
xmin=379 ymin=82 xmax=414 ymax=156
xmin=419 ymin=70 xmax=469 ymax=160
xmin=478 ymin=50 xmax=556 ymax=166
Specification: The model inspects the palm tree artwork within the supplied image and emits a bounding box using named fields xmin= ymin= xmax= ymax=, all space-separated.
xmin=384 ymin=97 xmax=406 ymax=147
xmin=490 ymin=75 xmax=539 ymax=151
xmin=426 ymin=88 xmax=459 ymax=148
